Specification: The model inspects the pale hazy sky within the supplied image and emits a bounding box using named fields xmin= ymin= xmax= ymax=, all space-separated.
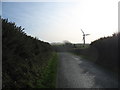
xmin=2 ymin=0 xmax=119 ymax=43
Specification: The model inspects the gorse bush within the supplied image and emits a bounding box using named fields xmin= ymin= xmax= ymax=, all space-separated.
xmin=2 ymin=18 xmax=54 ymax=88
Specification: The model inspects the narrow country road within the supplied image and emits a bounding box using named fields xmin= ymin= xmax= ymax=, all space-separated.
xmin=56 ymin=52 xmax=118 ymax=88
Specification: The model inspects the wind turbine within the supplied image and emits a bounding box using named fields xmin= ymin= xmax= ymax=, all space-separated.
xmin=81 ymin=29 xmax=90 ymax=47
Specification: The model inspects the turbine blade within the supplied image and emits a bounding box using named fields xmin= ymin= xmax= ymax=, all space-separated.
xmin=81 ymin=29 xmax=84 ymax=34
xmin=85 ymin=34 xmax=90 ymax=36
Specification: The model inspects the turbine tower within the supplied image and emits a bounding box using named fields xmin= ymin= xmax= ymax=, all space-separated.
xmin=81 ymin=29 xmax=90 ymax=47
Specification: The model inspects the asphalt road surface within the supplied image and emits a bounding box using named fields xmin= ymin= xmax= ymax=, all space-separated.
xmin=56 ymin=52 xmax=118 ymax=88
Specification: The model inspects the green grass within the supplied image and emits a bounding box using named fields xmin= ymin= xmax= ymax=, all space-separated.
xmin=36 ymin=52 xmax=58 ymax=88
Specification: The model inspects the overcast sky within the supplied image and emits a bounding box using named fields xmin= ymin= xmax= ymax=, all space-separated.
xmin=2 ymin=0 xmax=119 ymax=43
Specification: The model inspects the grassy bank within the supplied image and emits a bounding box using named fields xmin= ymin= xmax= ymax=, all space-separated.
xmin=36 ymin=52 xmax=58 ymax=88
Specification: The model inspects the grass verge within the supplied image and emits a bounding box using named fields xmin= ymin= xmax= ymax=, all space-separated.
xmin=36 ymin=52 xmax=58 ymax=88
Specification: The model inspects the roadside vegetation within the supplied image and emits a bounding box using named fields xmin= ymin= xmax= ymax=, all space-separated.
xmin=36 ymin=53 xmax=58 ymax=88
xmin=2 ymin=17 xmax=119 ymax=88
xmin=2 ymin=18 xmax=58 ymax=88
xmin=73 ymin=33 xmax=119 ymax=73
xmin=53 ymin=33 xmax=119 ymax=73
